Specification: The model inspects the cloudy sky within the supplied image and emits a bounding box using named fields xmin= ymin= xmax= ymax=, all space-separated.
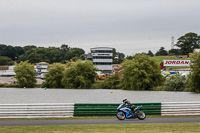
xmin=0 ymin=0 xmax=200 ymax=56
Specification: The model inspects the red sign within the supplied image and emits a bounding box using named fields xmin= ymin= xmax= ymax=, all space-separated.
xmin=163 ymin=60 xmax=190 ymax=67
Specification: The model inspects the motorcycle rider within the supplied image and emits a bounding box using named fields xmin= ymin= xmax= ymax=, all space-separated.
xmin=123 ymin=98 xmax=135 ymax=114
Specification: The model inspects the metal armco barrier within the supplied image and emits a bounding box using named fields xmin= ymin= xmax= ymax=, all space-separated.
xmin=74 ymin=103 xmax=161 ymax=117
xmin=161 ymin=101 xmax=200 ymax=116
xmin=0 ymin=102 xmax=199 ymax=118
xmin=0 ymin=103 xmax=74 ymax=118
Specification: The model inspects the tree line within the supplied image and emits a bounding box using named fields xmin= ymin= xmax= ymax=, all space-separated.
xmin=2 ymin=32 xmax=200 ymax=93
xmin=0 ymin=44 xmax=125 ymax=65
xmin=1 ymin=32 xmax=200 ymax=65
xmin=14 ymin=51 xmax=200 ymax=93
xmin=0 ymin=44 xmax=85 ymax=65
xmin=126 ymin=32 xmax=200 ymax=59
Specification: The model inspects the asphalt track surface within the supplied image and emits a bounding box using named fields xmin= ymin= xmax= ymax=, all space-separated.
xmin=0 ymin=117 xmax=200 ymax=126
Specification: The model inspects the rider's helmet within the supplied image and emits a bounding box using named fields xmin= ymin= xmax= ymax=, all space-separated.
xmin=123 ymin=98 xmax=128 ymax=103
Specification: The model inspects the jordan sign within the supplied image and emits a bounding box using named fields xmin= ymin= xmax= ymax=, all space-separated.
xmin=163 ymin=60 xmax=190 ymax=67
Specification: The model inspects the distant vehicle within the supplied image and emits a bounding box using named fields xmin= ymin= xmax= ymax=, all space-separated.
xmin=163 ymin=71 xmax=180 ymax=78
xmin=180 ymin=73 xmax=188 ymax=77
xmin=96 ymin=71 xmax=107 ymax=80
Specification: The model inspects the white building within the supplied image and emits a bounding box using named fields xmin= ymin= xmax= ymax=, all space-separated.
xmin=35 ymin=62 xmax=48 ymax=73
xmin=0 ymin=66 xmax=16 ymax=76
xmin=90 ymin=47 xmax=113 ymax=75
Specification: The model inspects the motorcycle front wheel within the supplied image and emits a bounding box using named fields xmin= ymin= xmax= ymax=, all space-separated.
xmin=137 ymin=111 xmax=146 ymax=120
xmin=116 ymin=111 xmax=126 ymax=120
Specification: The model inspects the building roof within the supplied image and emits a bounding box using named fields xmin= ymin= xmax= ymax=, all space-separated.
xmin=91 ymin=47 xmax=113 ymax=50
xmin=36 ymin=62 xmax=49 ymax=64
xmin=0 ymin=66 xmax=9 ymax=70
xmin=171 ymin=68 xmax=191 ymax=71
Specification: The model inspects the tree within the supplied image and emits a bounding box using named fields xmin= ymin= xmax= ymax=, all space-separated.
xmin=121 ymin=54 xmax=164 ymax=90
xmin=65 ymin=48 xmax=85 ymax=60
xmin=25 ymin=48 xmax=49 ymax=64
xmin=80 ymin=54 xmax=87 ymax=60
xmin=60 ymin=44 xmax=70 ymax=63
xmin=175 ymin=32 xmax=200 ymax=55
xmin=17 ymin=54 xmax=27 ymax=63
xmin=0 ymin=44 xmax=25 ymax=62
xmin=102 ymin=73 xmax=120 ymax=89
xmin=188 ymin=51 xmax=200 ymax=92
xmin=112 ymin=48 xmax=117 ymax=60
xmin=46 ymin=47 xmax=63 ymax=63
xmin=14 ymin=46 xmax=25 ymax=57
xmin=1 ymin=45 xmax=17 ymax=60
xmin=126 ymin=55 xmax=133 ymax=60
xmin=112 ymin=48 xmax=125 ymax=64
xmin=147 ymin=50 xmax=154 ymax=57
xmin=62 ymin=60 xmax=98 ymax=89
xmin=0 ymin=44 xmax=7 ymax=56
xmin=164 ymin=74 xmax=187 ymax=91
xmin=113 ymin=52 xmax=125 ymax=64
xmin=23 ymin=45 xmax=37 ymax=52
xmin=61 ymin=44 xmax=70 ymax=52
xmin=14 ymin=61 xmax=37 ymax=88
xmin=43 ymin=63 xmax=65 ymax=88
xmin=155 ymin=47 xmax=168 ymax=56
xmin=168 ymin=49 xmax=182 ymax=55
xmin=0 ymin=56 xmax=14 ymax=65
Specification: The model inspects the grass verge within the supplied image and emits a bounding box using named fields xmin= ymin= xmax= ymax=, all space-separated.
xmin=0 ymin=123 xmax=200 ymax=133
xmin=0 ymin=84 xmax=19 ymax=87
xmin=0 ymin=115 xmax=200 ymax=121
xmin=90 ymin=81 xmax=104 ymax=89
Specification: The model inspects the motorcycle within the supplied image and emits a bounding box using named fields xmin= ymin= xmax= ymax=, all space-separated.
xmin=116 ymin=104 xmax=146 ymax=120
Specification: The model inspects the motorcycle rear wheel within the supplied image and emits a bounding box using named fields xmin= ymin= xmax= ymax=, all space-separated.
xmin=116 ymin=111 xmax=126 ymax=120
xmin=137 ymin=111 xmax=146 ymax=120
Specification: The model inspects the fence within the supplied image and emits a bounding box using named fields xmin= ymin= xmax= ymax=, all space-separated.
xmin=0 ymin=102 xmax=199 ymax=118
xmin=161 ymin=101 xmax=200 ymax=116
xmin=0 ymin=103 xmax=74 ymax=118
xmin=74 ymin=103 xmax=161 ymax=117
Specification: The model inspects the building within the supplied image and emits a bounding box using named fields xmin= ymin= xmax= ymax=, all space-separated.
xmin=86 ymin=53 xmax=93 ymax=61
xmin=90 ymin=47 xmax=113 ymax=75
xmin=35 ymin=62 xmax=48 ymax=73
xmin=0 ymin=66 xmax=16 ymax=76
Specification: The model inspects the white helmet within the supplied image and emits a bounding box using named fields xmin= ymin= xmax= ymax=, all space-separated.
xmin=123 ymin=98 xmax=128 ymax=103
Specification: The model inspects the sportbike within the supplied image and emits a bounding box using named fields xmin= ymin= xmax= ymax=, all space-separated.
xmin=116 ymin=104 xmax=146 ymax=120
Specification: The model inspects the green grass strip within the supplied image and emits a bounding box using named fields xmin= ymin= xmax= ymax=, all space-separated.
xmin=0 ymin=123 xmax=200 ymax=133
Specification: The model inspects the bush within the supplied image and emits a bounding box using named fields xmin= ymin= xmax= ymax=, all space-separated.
xmin=90 ymin=81 xmax=104 ymax=89
xmin=164 ymin=74 xmax=187 ymax=91
xmin=0 ymin=56 xmax=14 ymax=65
xmin=189 ymin=51 xmax=200 ymax=93
xmin=102 ymin=73 xmax=121 ymax=89
xmin=62 ymin=60 xmax=98 ymax=89
xmin=168 ymin=53 xmax=175 ymax=56
xmin=14 ymin=61 xmax=37 ymax=88
xmin=43 ymin=63 xmax=65 ymax=88
xmin=121 ymin=54 xmax=165 ymax=90
xmin=0 ymin=84 xmax=19 ymax=87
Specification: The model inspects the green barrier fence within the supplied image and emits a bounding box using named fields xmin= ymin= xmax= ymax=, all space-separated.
xmin=74 ymin=103 xmax=161 ymax=117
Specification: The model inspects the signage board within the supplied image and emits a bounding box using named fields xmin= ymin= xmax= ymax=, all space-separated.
xmin=163 ymin=60 xmax=190 ymax=67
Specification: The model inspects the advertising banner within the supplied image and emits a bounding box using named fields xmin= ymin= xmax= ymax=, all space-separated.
xmin=163 ymin=60 xmax=190 ymax=67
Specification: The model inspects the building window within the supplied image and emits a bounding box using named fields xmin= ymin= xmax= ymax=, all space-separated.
xmin=92 ymin=50 xmax=112 ymax=53
xmin=93 ymin=62 xmax=112 ymax=65
xmin=93 ymin=56 xmax=112 ymax=59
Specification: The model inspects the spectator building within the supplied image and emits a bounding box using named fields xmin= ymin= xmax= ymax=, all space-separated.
xmin=35 ymin=62 xmax=48 ymax=73
xmin=89 ymin=47 xmax=113 ymax=75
